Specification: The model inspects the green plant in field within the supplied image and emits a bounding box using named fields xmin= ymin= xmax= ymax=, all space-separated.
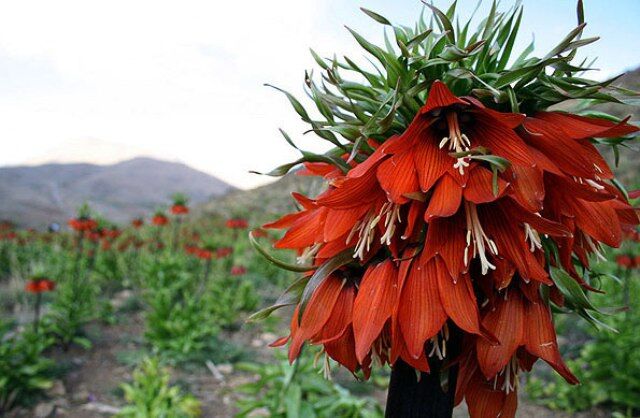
xmin=142 ymin=255 xmax=220 ymax=362
xmin=44 ymin=267 xmax=96 ymax=350
xmin=116 ymin=357 xmax=201 ymax=418
xmin=0 ymin=322 xmax=55 ymax=414
xmin=235 ymin=353 xmax=383 ymax=418
xmin=210 ymin=276 xmax=259 ymax=330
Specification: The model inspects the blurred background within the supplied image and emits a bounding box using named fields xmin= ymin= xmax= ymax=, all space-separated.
xmin=0 ymin=1 xmax=639 ymax=418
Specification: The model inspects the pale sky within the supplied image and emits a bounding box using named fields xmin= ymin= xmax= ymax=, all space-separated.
xmin=0 ymin=0 xmax=638 ymax=189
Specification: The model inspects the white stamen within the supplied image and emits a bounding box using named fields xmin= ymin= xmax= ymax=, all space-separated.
xmin=584 ymin=235 xmax=607 ymax=262
xmin=585 ymin=179 xmax=605 ymax=190
xmin=380 ymin=203 xmax=402 ymax=245
xmin=524 ymin=222 xmax=543 ymax=252
xmin=440 ymin=113 xmax=471 ymax=175
xmin=573 ymin=175 xmax=605 ymax=191
xmin=496 ymin=356 xmax=519 ymax=394
xmin=464 ymin=202 xmax=497 ymax=275
xmin=348 ymin=202 xmax=401 ymax=260
xmin=427 ymin=324 xmax=450 ymax=360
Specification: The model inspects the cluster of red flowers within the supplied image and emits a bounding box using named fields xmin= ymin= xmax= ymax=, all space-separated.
xmin=131 ymin=218 xmax=144 ymax=228
xmin=25 ymin=278 xmax=56 ymax=293
xmin=616 ymin=254 xmax=640 ymax=269
xmin=68 ymin=217 xmax=98 ymax=232
xmin=226 ymin=218 xmax=248 ymax=229
xmin=265 ymin=81 xmax=639 ymax=414
xmin=171 ymin=204 xmax=190 ymax=215
xmin=152 ymin=213 xmax=169 ymax=226
xmin=185 ymin=244 xmax=233 ymax=260
xmin=0 ymin=231 xmax=17 ymax=241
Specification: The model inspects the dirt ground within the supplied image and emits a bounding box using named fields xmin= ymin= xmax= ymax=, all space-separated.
xmin=5 ymin=299 xmax=608 ymax=418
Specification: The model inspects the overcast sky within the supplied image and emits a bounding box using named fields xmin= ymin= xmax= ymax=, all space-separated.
xmin=0 ymin=0 xmax=638 ymax=189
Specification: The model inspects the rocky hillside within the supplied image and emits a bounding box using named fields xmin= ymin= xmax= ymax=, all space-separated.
xmin=0 ymin=157 xmax=234 ymax=227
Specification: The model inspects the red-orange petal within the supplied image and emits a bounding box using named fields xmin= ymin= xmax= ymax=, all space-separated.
xmin=476 ymin=293 xmax=525 ymax=379
xmin=425 ymin=175 xmax=462 ymax=221
xmin=377 ymin=151 xmax=420 ymax=204
xmin=352 ymin=260 xmax=397 ymax=362
xmin=289 ymin=275 xmax=345 ymax=359
xmin=436 ymin=263 xmax=482 ymax=335
xmin=463 ymin=166 xmax=509 ymax=204
xmin=398 ymin=258 xmax=447 ymax=359
xmin=421 ymin=80 xmax=467 ymax=114
xmin=524 ymin=299 xmax=579 ymax=384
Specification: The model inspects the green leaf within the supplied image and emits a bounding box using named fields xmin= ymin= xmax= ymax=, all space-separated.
xmin=247 ymin=276 xmax=310 ymax=322
xmin=309 ymin=49 xmax=329 ymax=70
xmin=298 ymin=250 xmax=353 ymax=319
xmin=249 ymin=232 xmax=314 ymax=273
xmin=424 ymin=3 xmax=455 ymax=43
xmin=265 ymin=84 xmax=310 ymax=121
xmin=360 ymin=8 xmax=391 ymax=25
xmin=407 ymin=28 xmax=433 ymax=48
xmin=345 ymin=26 xmax=387 ymax=66
xmin=544 ymin=23 xmax=586 ymax=59
xmin=550 ymin=267 xmax=598 ymax=311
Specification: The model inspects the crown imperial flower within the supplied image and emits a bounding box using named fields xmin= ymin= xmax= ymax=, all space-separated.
xmin=252 ymin=3 xmax=640 ymax=417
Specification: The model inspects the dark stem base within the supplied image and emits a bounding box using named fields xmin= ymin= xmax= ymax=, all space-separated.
xmin=385 ymin=359 xmax=458 ymax=418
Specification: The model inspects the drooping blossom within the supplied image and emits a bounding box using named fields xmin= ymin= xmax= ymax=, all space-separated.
xmin=171 ymin=204 xmax=189 ymax=215
xmin=261 ymin=79 xmax=639 ymax=415
xmin=152 ymin=213 xmax=169 ymax=226
xmin=25 ymin=278 xmax=56 ymax=293
xmin=68 ymin=217 xmax=97 ymax=232
xmin=215 ymin=247 xmax=233 ymax=259
xmin=196 ymin=248 xmax=213 ymax=260
xmin=231 ymin=266 xmax=247 ymax=276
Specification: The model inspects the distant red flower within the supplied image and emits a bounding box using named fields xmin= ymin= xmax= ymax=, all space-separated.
xmin=68 ymin=218 xmax=97 ymax=232
xmin=102 ymin=228 xmax=121 ymax=239
xmin=184 ymin=244 xmax=198 ymax=255
xmin=196 ymin=248 xmax=213 ymax=260
xmin=215 ymin=247 xmax=233 ymax=258
xmin=616 ymin=254 xmax=639 ymax=269
xmin=152 ymin=214 xmax=169 ymax=226
xmin=25 ymin=278 xmax=56 ymax=294
xmin=131 ymin=218 xmax=144 ymax=228
xmin=171 ymin=204 xmax=189 ymax=215
xmin=226 ymin=218 xmax=248 ymax=229
xmin=230 ymin=266 xmax=247 ymax=276
xmin=101 ymin=240 xmax=111 ymax=251
xmin=86 ymin=231 xmax=101 ymax=242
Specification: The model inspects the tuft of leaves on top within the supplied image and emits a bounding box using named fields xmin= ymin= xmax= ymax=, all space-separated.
xmin=263 ymin=0 xmax=638 ymax=177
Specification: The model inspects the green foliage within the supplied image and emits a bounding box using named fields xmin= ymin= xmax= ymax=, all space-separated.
xmin=264 ymin=2 xmax=636 ymax=179
xmin=210 ymin=276 xmax=259 ymax=330
xmin=141 ymin=255 xmax=257 ymax=362
xmin=235 ymin=353 xmax=383 ymax=418
xmin=116 ymin=357 xmax=201 ymax=418
xmin=142 ymin=256 xmax=220 ymax=362
xmin=0 ymin=323 xmax=55 ymax=414
xmin=44 ymin=267 xmax=96 ymax=349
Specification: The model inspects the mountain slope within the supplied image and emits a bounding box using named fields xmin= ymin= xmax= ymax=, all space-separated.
xmin=0 ymin=157 xmax=234 ymax=227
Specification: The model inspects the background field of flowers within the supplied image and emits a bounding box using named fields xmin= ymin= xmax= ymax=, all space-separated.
xmin=0 ymin=1 xmax=639 ymax=418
